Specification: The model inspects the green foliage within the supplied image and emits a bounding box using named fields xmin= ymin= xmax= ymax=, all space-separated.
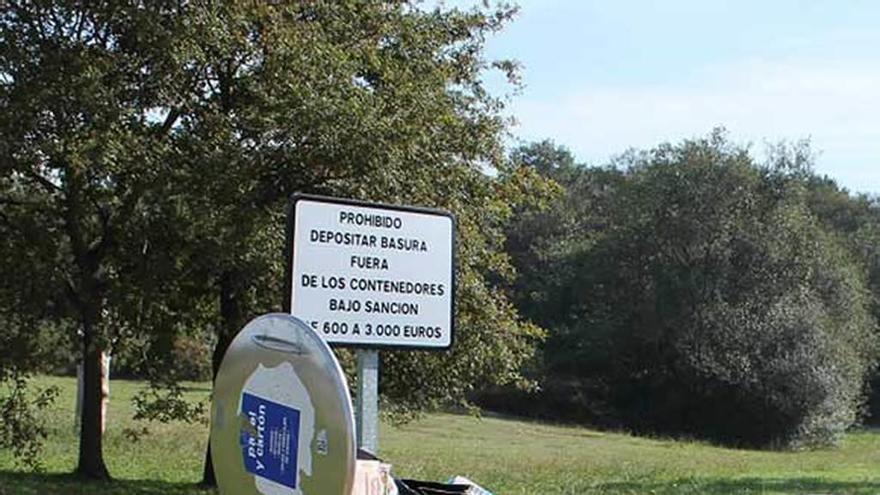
xmin=131 ymin=381 xmax=206 ymax=427
xmin=136 ymin=1 xmax=547 ymax=419
xmin=802 ymin=172 xmax=880 ymax=423
xmin=504 ymin=140 xmax=620 ymax=329
xmin=506 ymin=132 xmax=879 ymax=448
xmin=0 ymin=374 xmax=59 ymax=471
xmin=0 ymin=200 xmax=67 ymax=468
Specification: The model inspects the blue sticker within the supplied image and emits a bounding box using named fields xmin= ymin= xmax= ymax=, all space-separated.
xmin=239 ymin=392 xmax=301 ymax=489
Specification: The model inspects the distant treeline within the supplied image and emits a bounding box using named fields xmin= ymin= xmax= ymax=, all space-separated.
xmin=480 ymin=131 xmax=880 ymax=449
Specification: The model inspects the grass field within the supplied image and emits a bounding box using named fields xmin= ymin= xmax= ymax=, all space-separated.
xmin=3 ymin=377 xmax=880 ymax=494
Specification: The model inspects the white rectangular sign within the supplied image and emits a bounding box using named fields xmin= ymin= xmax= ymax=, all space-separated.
xmin=287 ymin=195 xmax=455 ymax=349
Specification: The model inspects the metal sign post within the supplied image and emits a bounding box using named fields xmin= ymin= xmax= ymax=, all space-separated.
xmin=355 ymin=349 xmax=380 ymax=453
xmin=285 ymin=194 xmax=456 ymax=453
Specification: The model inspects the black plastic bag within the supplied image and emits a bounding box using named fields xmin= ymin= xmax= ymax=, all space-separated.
xmin=395 ymin=479 xmax=472 ymax=495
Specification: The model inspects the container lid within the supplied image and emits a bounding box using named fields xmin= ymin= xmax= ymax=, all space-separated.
xmin=211 ymin=313 xmax=356 ymax=495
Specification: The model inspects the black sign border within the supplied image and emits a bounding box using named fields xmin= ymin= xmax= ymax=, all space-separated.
xmin=284 ymin=193 xmax=457 ymax=351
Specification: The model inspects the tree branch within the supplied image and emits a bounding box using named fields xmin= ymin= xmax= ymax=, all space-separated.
xmin=0 ymin=197 xmax=46 ymax=207
xmin=89 ymin=201 xmax=114 ymax=261
xmin=22 ymin=169 xmax=62 ymax=194
xmin=63 ymin=275 xmax=84 ymax=316
xmin=74 ymin=7 xmax=87 ymax=43
xmin=158 ymin=108 xmax=181 ymax=135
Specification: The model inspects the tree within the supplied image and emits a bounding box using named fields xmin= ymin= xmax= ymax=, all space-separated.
xmin=134 ymin=3 xmax=546 ymax=483
xmin=0 ymin=0 xmax=547 ymax=483
xmin=0 ymin=2 xmax=229 ymax=479
xmin=552 ymin=133 xmax=878 ymax=447
xmin=504 ymin=140 xmax=621 ymax=329
xmin=496 ymin=133 xmax=879 ymax=446
xmin=798 ymin=164 xmax=880 ymax=423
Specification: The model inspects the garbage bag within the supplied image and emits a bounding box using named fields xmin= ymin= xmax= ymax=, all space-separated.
xmin=395 ymin=479 xmax=471 ymax=495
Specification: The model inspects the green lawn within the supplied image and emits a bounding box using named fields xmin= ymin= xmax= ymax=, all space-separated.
xmin=3 ymin=376 xmax=880 ymax=494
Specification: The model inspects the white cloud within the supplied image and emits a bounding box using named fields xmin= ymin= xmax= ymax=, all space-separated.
xmin=509 ymin=58 xmax=880 ymax=193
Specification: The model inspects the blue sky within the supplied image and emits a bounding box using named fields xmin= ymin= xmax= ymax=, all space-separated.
xmin=465 ymin=0 xmax=880 ymax=193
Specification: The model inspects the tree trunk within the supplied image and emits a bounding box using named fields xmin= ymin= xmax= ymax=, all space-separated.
xmin=75 ymin=322 xmax=111 ymax=480
xmin=200 ymin=271 xmax=246 ymax=487
xmin=64 ymin=158 xmax=114 ymax=480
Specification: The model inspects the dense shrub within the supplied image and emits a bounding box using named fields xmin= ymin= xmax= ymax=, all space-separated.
xmin=513 ymin=134 xmax=878 ymax=447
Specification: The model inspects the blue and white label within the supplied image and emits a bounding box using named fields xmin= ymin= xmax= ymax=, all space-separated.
xmin=239 ymin=362 xmax=315 ymax=495
xmin=240 ymin=392 xmax=301 ymax=490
